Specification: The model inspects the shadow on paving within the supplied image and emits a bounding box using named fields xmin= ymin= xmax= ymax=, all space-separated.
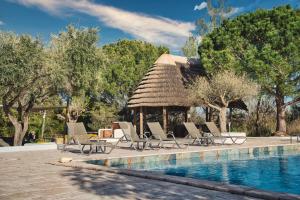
xmin=60 ymin=167 xmax=255 ymax=200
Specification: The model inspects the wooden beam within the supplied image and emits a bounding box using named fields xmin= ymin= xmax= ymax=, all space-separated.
xmin=139 ymin=107 xmax=143 ymax=138
xmin=163 ymin=106 xmax=167 ymax=133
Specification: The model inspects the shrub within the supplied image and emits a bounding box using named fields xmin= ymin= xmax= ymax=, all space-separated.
xmin=0 ymin=110 xmax=14 ymax=137
xmin=287 ymin=118 xmax=300 ymax=135
xmin=82 ymin=103 xmax=118 ymax=130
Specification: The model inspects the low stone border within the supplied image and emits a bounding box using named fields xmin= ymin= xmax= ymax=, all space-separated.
xmin=0 ymin=142 xmax=57 ymax=153
xmin=51 ymin=161 xmax=300 ymax=200
xmin=87 ymin=143 xmax=300 ymax=167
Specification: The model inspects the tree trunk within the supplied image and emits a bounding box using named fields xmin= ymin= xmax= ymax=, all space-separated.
xmin=66 ymin=97 xmax=80 ymax=123
xmin=219 ymin=107 xmax=227 ymax=132
xmin=3 ymin=102 xmax=30 ymax=146
xmin=255 ymin=97 xmax=261 ymax=136
xmin=275 ymin=95 xmax=286 ymax=134
xmin=9 ymin=114 xmax=29 ymax=146
xmin=66 ymin=97 xmax=71 ymax=122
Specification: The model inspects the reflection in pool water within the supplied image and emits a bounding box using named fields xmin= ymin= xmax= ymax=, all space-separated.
xmin=117 ymin=153 xmax=300 ymax=195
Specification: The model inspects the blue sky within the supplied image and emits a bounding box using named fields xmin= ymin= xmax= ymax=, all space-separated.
xmin=0 ymin=0 xmax=299 ymax=54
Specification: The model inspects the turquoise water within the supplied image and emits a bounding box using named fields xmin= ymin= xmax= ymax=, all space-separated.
xmin=115 ymin=153 xmax=300 ymax=195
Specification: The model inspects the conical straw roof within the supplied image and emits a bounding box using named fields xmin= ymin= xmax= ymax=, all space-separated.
xmin=128 ymin=54 xmax=203 ymax=108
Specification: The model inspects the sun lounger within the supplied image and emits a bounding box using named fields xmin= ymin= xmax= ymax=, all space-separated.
xmin=67 ymin=122 xmax=97 ymax=139
xmin=183 ymin=122 xmax=212 ymax=146
xmin=205 ymin=122 xmax=247 ymax=145
xmin=118 ymin=122 xmax=150 ymax=150
xmin=66 ymin=122 xmax=121 ymax=154
xmin=147 ymin=122 xmax=186 ymax=149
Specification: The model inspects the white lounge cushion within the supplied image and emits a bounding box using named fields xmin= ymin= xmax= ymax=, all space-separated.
xmin=113 ymin=129 xmax=124 ymax=139
xmin=101 ymin=138 xmax=120 ymax=144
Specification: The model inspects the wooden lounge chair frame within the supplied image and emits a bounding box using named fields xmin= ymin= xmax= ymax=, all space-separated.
xmin=205 ymin=122 xmax=247 ymax=145
xmin=118 ymin=122 xmax=150 ymax=151
xmin=65 ymin=122 xmax=122 ymax=154
xmin=183 ymin=122 xmax=213 ymax=146
xmin=146 ymin=122 xmax=186 ymax=149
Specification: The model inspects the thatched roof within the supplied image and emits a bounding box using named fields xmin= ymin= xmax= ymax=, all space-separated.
xmin=128 ymin=54 xmax=205 ymax=108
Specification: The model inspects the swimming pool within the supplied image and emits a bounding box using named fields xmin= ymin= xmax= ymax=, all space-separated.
xmin=112 ymin=151 xmax=300 ymax=195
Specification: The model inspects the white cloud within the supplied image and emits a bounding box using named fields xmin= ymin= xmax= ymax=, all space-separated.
xmin=194 ymin=2 xmax=207 ymax=11
xmin=0 ymin=20 xmax=4 ymax=25
xmin=222 ymin=7 xmax=243 ymax=18
xmin=10 ymin=0 xmax=195 ymax=51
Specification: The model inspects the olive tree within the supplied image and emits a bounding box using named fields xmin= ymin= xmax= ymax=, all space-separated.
xmin=0 ymin=32 xmax=57 ymax=145
xmin=188 ymin=71 xmax=259 ymax=132
xmin=50 ymin=25 xmax=103 ymax=122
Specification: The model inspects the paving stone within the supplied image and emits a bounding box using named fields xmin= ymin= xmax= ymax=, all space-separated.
xmin=1 ymin=138 xmax=292 ymax=199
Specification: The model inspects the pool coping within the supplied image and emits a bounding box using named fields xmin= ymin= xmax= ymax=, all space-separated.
xmin=51 ymin=143 xmax=300 ymax=200
xmin=85 ymin=143 xmax=300 ymax=167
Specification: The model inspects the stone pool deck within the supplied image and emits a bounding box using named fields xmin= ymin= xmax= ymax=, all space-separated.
xmin=0 ymin=137 xmax=298 ymax=200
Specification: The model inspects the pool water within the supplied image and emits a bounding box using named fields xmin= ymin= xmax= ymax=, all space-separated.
xmin=117 ymin=153 xmax=300 ymax=195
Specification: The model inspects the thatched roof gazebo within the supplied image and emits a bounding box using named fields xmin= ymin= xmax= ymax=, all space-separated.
xmin=128 ymin=54 xmax=204 ymax=136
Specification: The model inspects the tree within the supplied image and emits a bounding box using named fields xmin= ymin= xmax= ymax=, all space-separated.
xmin=101 ymin=40 xmax=168 ymax=108
xmin=182 ymin=36 xmax=199 ymax=58
xmin=0 ymin=32 xmax=56 ymax=145
xmin=199 ymin=6 xmax=300 ymax=134
xmin=182 ymin=0 xmax=233 ymax=57
xmin=188 ymin=71 xmax=259 ymax=132
xmin=50 ymin=25 xmax=103 ymax=122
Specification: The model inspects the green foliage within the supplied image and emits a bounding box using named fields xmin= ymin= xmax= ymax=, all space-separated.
xmin=0 ymin=32 xmax=54 ymax=99
xmin=287 ymin=118 xmax=300 ymax=135
xmin=182 ymin=0 xmax=233 ymax=57
xmin=230 ymin=96 xmax=277 ymax=136
xmin=50 ymin=25 xmax=102 ymax=96
xmin=199 ymin=5 xmax=300 ymax=133
xmin=289 ymin=104 xmax=300 ymax=121
xmin=287 ymin=104 xmax=300 ymax=135
xmin=0 ymin=31 xmax=58 ymax=145
xmin=28 ymin=111 xmax=65 ymax=139
xmin=83 ymin=102 xmax=118 ymax=130
xmin=50 ymin=25 xmax=104 ymax=122
xmin=182 ymin=36 xmax=199 ymax=58
xmin=188 ymin=70 xmax=259 ymax=108
xmin=246 ymin=113 xmax=276 ymax=136
xmin=0 ymin=110 xmax=13 ymax=137
xmin=189 ymin=108 xmax=205 ymax=125
xmin=199 ymin=5 xmax=300 ymax=99
xmin=101 ymin=40 xmax=169 ymax=107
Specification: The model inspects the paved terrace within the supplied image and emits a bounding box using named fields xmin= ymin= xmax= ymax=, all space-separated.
xmin=0 ymin=137 xmax=296 ymax=200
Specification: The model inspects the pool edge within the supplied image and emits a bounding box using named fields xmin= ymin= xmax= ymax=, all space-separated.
xmin=89 ymin=143 xmax=300 ymax=167
xmin=50 ymin=158 xmax=300 ymax=200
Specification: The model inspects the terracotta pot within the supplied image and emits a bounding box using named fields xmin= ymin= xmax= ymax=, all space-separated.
xmin=103 ymin=130 xmax=112 ymax=138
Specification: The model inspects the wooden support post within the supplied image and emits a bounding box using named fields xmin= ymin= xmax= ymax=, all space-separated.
xmin=139 ymin=107 xmax=143 ymax=138
xmin=133 ymin=108 xmax=137 ymax=131
xmin=184 ymin=108 xmax=188 ymax=122
xmin=229 ymin=108 xmax=233 ymax=132
xmin=205 ymin=107 xmax=209 ymax=122
xmin=163 ymin=106 xmax=167 ymax=133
